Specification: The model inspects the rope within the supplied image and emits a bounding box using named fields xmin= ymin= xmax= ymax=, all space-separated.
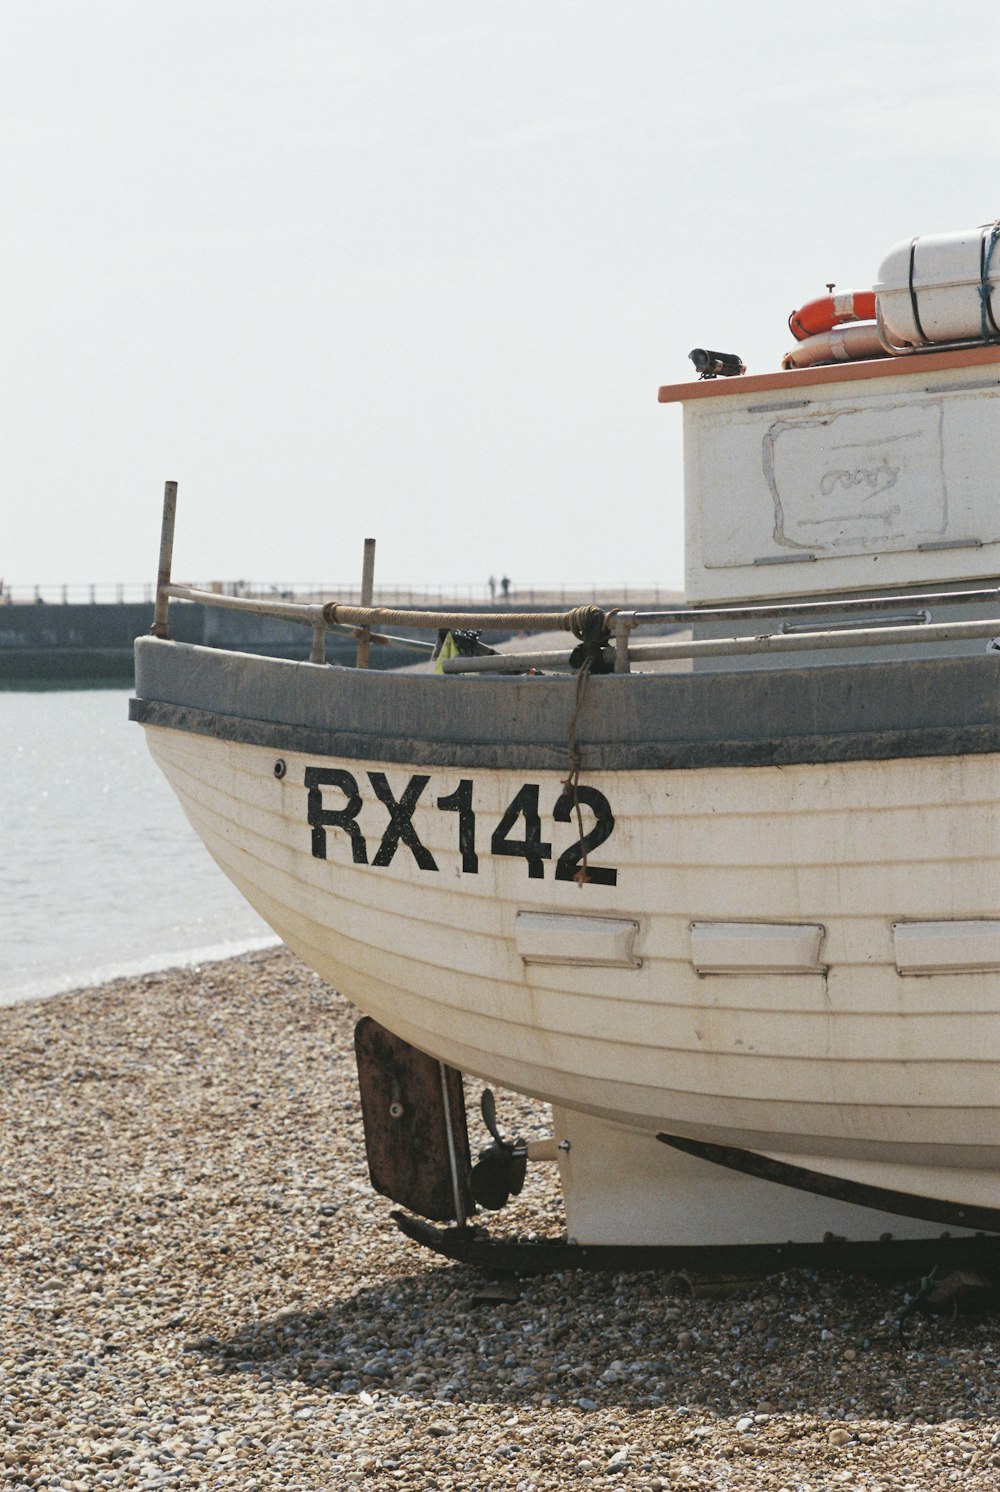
xmin=564 ymin=667 xmax=593 ymax=884
xmin=907 ymin=237 xmax=929 ymax=346
xmin=980 ymin=221 xmax=1000 ymax=343
xmin=563 ymin=607 xmax=616 ymax=884
xmin=322 ymin=601 xmax=586 ymax=632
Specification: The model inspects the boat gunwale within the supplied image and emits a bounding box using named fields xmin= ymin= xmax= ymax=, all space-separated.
xmin=132 ymin=636 xmax=1000 ymax=772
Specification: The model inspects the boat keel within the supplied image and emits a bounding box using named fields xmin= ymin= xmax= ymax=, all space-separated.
xmin=390 ymin=1210 xmax=1000 ymax=1279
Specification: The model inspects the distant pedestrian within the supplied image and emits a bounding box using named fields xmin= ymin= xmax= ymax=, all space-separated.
xmin=500 ymin=575 xmax=511 ymax=601
xmin=488 ymin=575 xmax=496 ymax=601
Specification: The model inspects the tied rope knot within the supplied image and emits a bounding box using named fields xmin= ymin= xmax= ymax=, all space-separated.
xmin=567 ymin=604 xmax=615 ymax=675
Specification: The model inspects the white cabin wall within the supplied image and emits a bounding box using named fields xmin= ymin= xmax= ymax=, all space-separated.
xmin=682 ymin=361 xmax=1000 ymax=605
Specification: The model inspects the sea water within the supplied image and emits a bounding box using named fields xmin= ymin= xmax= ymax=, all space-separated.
xmin=0 ymin=685 xmax=276 ymax=1005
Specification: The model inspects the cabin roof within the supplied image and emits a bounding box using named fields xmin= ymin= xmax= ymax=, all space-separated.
xmin=658 ymin=343 xmax=1000 ymax=404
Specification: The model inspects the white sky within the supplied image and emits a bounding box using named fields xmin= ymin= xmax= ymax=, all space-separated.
xmin=3 ymin=1 xmax=999 ymax=592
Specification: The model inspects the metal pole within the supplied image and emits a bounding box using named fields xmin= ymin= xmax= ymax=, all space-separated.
xmin=151 ymin=480 xmax=178 ymax=638
xmin=355 ymin=537 xmax=376 ymax=668
xmin=438 ymin=1062 xmax=467 ymax=1226
xmin=633 ymin=583 xmax=1000 ymax=627
xmin=442 ymin=612 xmax=1000 ymax=672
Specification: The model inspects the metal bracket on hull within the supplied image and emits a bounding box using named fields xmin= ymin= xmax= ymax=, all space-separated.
xmin=391 ymin=1210 xmax=1000 ymax=1277
xmin=659 ymin=1134 xmax=1000 ymax=1236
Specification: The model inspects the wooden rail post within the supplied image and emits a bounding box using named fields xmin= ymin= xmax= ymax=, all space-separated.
xmin=309 ymin=611 xmax=328 ymax=664
xmin=151 ymin=480 xmax=178 ymax=638
xmin=613 ymin=613 xmax=633 ymax=673
xmin=355 ymin=537 xmax=376 ymax=668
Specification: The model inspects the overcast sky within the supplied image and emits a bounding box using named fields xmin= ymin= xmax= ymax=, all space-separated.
xmin=3 ymin=1 xmax=998 ymax=594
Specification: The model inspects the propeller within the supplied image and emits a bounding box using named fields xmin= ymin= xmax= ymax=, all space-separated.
xmin=469 ymin=1089 xmax=528 ymax=1211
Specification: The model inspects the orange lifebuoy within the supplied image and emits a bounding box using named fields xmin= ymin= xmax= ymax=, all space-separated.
xmin=788 ymin=290 xmax=877 ymax=342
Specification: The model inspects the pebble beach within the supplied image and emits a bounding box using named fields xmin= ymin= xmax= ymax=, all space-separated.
xmin=3 ymin=945 xmax=1000 ymax=1491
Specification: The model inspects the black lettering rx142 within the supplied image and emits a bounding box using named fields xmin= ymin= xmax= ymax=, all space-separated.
xmin=303 ymin=768 xmax=618 ymax=886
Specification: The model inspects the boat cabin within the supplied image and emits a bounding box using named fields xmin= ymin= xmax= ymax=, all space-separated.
xmin=659 ymin=345 xmax=1000 ymax=669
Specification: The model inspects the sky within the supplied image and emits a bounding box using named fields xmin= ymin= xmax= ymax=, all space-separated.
xmin=3 ymin=1 xmax=999 ymax=595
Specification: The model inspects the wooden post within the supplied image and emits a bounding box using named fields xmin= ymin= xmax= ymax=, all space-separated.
xmin=309 ymin=613 xmax=328 ymax=664
xmin=613 ymin=613 xmax=633 ymax=673
xmin=151 ymin=480 xmax=178 ymax=638
xmin=355 ymin=537 xmax=376 ymax=668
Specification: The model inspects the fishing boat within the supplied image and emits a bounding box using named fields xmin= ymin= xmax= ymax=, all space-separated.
xmin=132 ymin=224 xmax=1000 ymax=1272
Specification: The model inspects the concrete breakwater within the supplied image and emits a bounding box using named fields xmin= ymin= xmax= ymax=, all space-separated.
xmin=0 ymin=600 xmax=524 ymax=683
xmin=0 ymin=600 xmax=159 ymax=681
xmin=0 ymin=601 xmax=353 ymax=683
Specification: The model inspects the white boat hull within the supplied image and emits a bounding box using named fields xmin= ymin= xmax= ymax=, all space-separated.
xmin=138 ymin=685 xmax=1000 ymax=1241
